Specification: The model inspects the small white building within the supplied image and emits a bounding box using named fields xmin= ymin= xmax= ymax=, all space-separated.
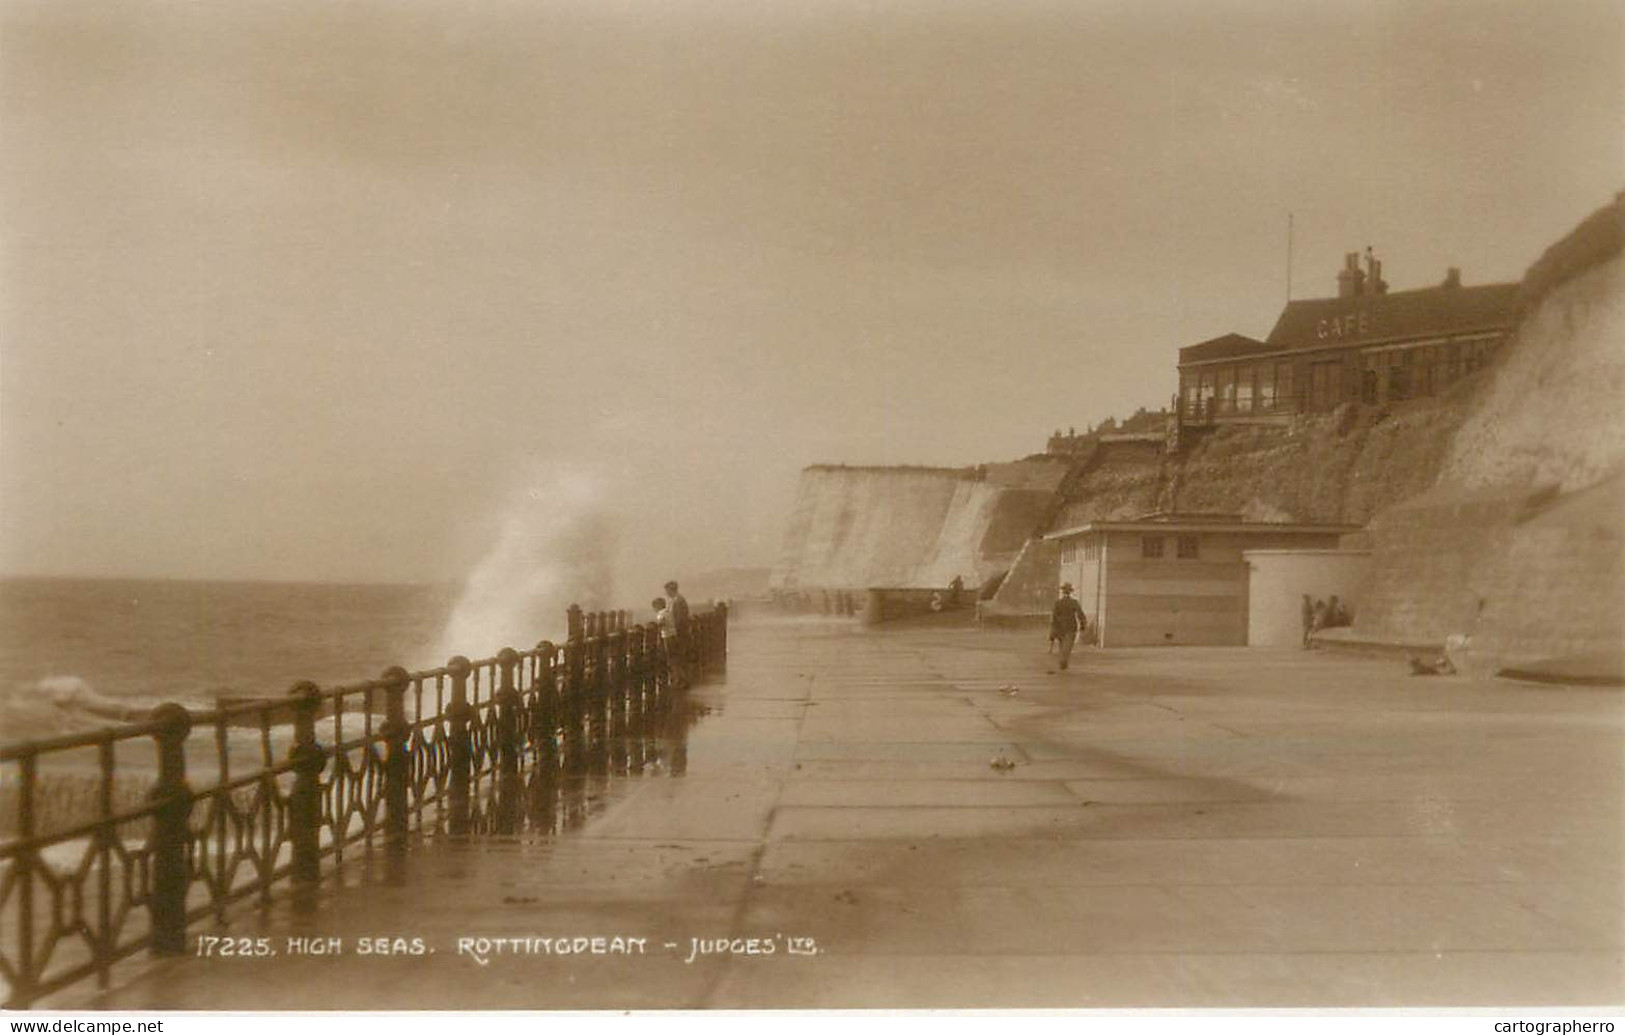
xmin=1244 ymin=549 xmax=1372 ymax=646
xmin=1045 ymin=513 xmax=1361 ymax=647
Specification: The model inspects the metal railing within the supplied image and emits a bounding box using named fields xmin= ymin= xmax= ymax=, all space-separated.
xmin=0 ymin=602 xmax=728 ymax=1007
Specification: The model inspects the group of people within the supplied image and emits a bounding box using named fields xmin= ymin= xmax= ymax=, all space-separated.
xmin=1301 ymin=593 xmax=1353 ymax=648
xmin=649 ymin=580 xmax=692 ymax=687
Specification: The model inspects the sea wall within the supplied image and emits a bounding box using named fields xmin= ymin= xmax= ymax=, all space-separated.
xmin=979 ymin=537 xmax=1060 ymax=621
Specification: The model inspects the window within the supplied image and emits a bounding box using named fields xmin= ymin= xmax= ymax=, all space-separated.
xmin=1309 ymin=361 xmax=1343 ymax=410
xmin=1360 ymin=366 xmax=1379 ymax=405
xmin=1235 ymin=366 xmax=1254 ymax=413
xmin=1060 ymin=543 xmax=1077 ymax=564
xmin=1083 ymin=538 xmax=1100 ymax=562
xmin=1216 ymin=367 xmax=1236 ymax=413
xmin=1176 ymin=535 xmax=1199 ymax=560
xmin=1387 ymin=361 xmax=1409 ymax=401
xmin=1276 ymin=362 xmax=1295 ymax=411
xmin=1141 ymin=536 xmax=1165 ymax=559
xmin=1258 ymin=364 xmax=1276 ymax=410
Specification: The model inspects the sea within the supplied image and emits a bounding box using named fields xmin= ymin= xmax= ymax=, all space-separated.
xmin=0 ymin=577 xmax=488 ymax=746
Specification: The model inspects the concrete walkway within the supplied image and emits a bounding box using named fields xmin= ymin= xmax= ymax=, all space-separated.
xmin=91 ymin=619 xmax=1623 ymax=1009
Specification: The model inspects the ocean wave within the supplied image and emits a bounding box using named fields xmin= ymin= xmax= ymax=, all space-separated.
xmin=1 ymin=675 xmax=210 ymax=743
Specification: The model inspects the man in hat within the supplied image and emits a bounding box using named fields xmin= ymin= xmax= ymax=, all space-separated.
xmin=1050 ymin=582 xmax=1086 ymax=671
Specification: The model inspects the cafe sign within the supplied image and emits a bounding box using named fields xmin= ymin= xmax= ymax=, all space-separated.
xmin=1317 ymin=311 xmax=1373 ymax=340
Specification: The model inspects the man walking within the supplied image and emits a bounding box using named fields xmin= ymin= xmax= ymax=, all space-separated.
xmin=1050 ymin=582 xmax=1086 ymax=671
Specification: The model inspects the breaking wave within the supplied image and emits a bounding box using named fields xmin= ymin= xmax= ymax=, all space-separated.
xmin=432 ymin=464 xmax=620 ymax=664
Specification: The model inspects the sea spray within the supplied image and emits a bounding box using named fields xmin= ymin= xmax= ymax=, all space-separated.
xmin=432 ymin=465 xmax=620 ymax=664
xmin=0 ymin=675 xmax=158 ymax=742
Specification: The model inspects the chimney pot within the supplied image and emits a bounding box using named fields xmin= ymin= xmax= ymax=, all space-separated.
xmin=1336 ymin=252 xmax=1366 ymax=299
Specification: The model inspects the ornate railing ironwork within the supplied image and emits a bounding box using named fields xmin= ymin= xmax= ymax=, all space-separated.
xmin=0 ymin=602 xmax=727 ymax=1008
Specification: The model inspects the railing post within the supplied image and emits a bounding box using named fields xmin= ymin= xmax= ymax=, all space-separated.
xmin=494 ymin=648 xmax=524 ymax=835
xmin=147 ymin=703 xmax=193 ymax=956
xmin=528 ymin=641 xmax=560 ymax=831
xmin=652 ymin=620 xmax=669 ymax=712
xmin=530 ymin=642 xmax=557 ymax=763
xmin=496 ymin=648 xmax=523 ymax=770
xmin=444 ymin=656 xmax=473 ymax=836
xmin=14 ymin=753 xmax=36 ymax=1001
xmin=716 ymin=602 xmax=729 ymax=670
xmin=286 ymin=681 xmax=327 ymax=886
xmin=627 ymin=624 xmax=646 ymax=729
xmin=588 ymin=622 xmax=610 ymax=771
xmin=380 ymin=666 xmax=411 ymax=841
xmin=565 ymin=606 xmax=586 ymax=773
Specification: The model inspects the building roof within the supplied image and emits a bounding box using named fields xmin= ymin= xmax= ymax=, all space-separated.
xmin=1176 ymin=332 xmax=1274 ymax=364
xmin=1046 ymin=516 xmax=1363 ymax=540
xmin=1263 ymin=280 xmax=1519 ymax=350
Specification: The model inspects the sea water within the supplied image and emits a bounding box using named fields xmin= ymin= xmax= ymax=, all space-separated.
xmin=0 ymin=577 xmax=473 ymax=745
xmin=1 ymin=468 xmax=626 ymax=748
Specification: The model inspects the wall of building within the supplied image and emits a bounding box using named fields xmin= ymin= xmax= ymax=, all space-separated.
xmin=1095 ymin=530 xmax=1346 ymax=647
xmin=1096 ymin=530 xmax=1232 ymax=647
xmin=1244 ymin=550 xmax=1371 ymax=647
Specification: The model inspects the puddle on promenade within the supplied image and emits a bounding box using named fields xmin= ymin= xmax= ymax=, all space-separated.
xmin=333 ymin=682 xmax=725 ymax=892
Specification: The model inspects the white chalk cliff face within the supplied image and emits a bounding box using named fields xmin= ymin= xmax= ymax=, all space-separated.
xmin=1354 ymin=200 xmax=1625 ymax=666
xmin=1446 ymin=252 xmax=1625 ymax=497
xmin=770 ymin=465 xmax=1055 ymax=590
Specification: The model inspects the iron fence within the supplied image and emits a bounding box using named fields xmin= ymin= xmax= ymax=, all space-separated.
xmin=0 ymin=602 xmax=727 ymax=1007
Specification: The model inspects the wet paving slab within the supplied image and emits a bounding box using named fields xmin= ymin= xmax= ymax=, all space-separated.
xmin=79 ymin=619 xmax=1625 ymax=1009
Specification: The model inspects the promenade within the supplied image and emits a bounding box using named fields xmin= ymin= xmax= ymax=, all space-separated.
xmin=88 ymin=618 xmax=1623 ymax=1009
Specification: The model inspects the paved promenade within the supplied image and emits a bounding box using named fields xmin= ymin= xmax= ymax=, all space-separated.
xmin=91 ymin=618 xmax=1622 ymax=1009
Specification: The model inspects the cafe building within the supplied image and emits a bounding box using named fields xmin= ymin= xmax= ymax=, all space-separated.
xmin=1177 ymin=251 xmax=1519 ymax=424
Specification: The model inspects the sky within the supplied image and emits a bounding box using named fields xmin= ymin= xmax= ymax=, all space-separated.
xmin=2 ymin=0 xmax=1621 ymax=589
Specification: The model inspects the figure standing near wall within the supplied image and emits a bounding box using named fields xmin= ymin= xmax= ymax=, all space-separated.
xmin=664 ymin=580 xmax=691 ymax=689
xmin=1050 ymin=583 xmax=1086 ymax=671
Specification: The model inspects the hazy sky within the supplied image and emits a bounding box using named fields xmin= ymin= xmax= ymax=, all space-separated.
xmin=3 ymin=0 xmax=1620 ymax=588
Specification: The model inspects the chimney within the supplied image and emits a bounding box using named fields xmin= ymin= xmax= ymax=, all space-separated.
xmin=1443 ymin=267 xmax=1462 ymax=290
xmin=1336 ymin=252 xmax=1365 ymax=299
xmin=1364 ymin=247 xmax=1388 ymax=295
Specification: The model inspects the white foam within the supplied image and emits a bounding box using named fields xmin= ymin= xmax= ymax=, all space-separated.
xmin=432 ymin=463 xmax=621 ymax=663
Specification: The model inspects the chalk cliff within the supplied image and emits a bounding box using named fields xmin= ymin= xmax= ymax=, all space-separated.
xmin=770 ymin=461 xmax=1065 ymax=591
xmin=1354 ymin=196 xmax=1625 ymax=668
